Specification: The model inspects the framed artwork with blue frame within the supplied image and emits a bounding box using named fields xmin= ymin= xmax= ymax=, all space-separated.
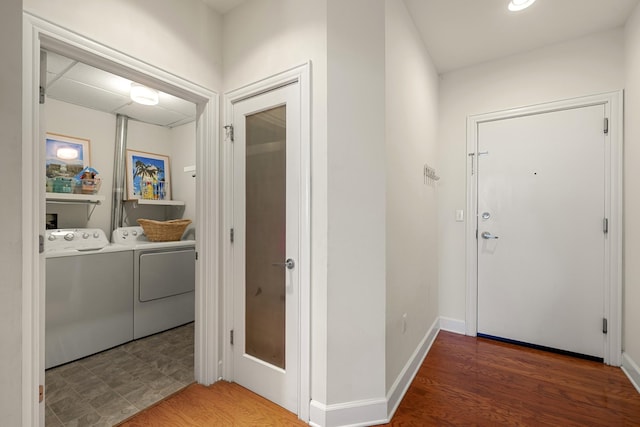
xmin=125 ymin=149 xmax=171 ymax=200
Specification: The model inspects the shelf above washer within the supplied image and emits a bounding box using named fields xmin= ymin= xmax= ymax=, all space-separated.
xmin=46 ymin=193 xmax=105 ymax=204
xmin=128 ymin=199 xmax=185 ymax=206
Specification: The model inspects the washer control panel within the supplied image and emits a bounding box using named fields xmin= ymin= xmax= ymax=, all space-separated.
xmin=45 ymin=228 xmax=109 ymax=252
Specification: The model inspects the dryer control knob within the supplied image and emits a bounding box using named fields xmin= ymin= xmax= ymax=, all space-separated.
xmin=122 ymin=231 xmax=129 ymax=237
xmin=132 ymin=231 xmax=138 ymax=236
xmin=48 ymin=235 xmax=56 ymax=241
xmin=82 ymin=232 xmax=90 ymax=239
xmin=93 ymin=232 xmax=100 ymax=238
xmin=64 ymin=233 xmax=74 ymax=241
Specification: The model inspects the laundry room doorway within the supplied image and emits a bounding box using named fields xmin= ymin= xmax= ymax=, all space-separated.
xmin=465 ymin=92 xmax=623 ymax=366
xmin=23 ymin=14 xmax=220 ymax=425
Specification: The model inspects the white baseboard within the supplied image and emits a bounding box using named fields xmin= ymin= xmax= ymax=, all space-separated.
xmin=621 ymin=352 xmax=640 ymax=394
xmin=385 ymin=317 xmax=440 ymax=420
xmin=309 ymin=316 xmax=461 ymax=426
xmin=309 ymin=397 xmax=387 ymax=427
xmin=439 ymin=316 xmax=466 ymax=335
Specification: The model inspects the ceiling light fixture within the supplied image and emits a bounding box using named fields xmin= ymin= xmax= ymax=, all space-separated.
xmin=508 ymin=0 xmax=536 ymax=12
xmin=130 ymin=83 xmax=159 ymax=106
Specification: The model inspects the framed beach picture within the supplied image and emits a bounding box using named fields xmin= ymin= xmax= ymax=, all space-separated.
xmin=45 ymin=133 xmax=91 ymax=178
xmin=126 ymin=149 xmax=171 ymax=200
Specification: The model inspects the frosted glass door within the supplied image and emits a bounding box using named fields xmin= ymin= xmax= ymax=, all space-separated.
xmin=245 ymin=105 xmax=286 ymax=368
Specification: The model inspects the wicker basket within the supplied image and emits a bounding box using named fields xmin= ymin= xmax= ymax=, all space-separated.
xmin=137 ymin=219 xmax=192 ymax=242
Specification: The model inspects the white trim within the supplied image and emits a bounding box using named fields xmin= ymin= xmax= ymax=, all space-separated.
xmin=439 ymin=317 xmax=466 ymax=335
xmin=309 ymin=398 xmax=388 ymax=427
xmin=621 ymin=352 xmax=640 ymax=394
xmin=23 ymin=13 xmax=220 ymax=426
xmin=222 ymin=63 xmax=312 ymax=421
xmin=386 ymin=317 xmax=440 ymax=421
xmin=465 ymin=91 xmax=623 ymax=365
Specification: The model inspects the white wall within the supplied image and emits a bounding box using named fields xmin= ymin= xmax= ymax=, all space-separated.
xmin=223 ymin=0 xmax=330 ymax=405
xmin=384 ymin=0 xmax=439 ymax=391
xmin=23 ymin=0 xmax=223 ymax=91
xmin=438 ymin=29 xmax=625 ymax=323
xmin=0 ymin=0 xmax=23 ymax=423
xmin=45 ymin=99 xmax=196 ymax=232
xmin=170 ymin=122 xmax=197 ymax=235
xmin=624 ymin=5 xmax=640 ymax=370
xmin=326 ymin=0 xmax=386 ymax=405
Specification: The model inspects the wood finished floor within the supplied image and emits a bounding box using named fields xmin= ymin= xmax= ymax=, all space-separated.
xmin=119 ymin=331 xmax=640 ymax=426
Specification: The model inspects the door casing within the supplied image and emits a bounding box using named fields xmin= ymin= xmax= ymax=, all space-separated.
xmin=222 ymin=63 xmax=311 ymax=421
xmin=465 ymin=91 xmax=623 ymax=366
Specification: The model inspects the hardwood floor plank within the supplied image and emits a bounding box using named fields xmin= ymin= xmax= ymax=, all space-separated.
xmin=120 ymin=331 xmax=640 ymax=426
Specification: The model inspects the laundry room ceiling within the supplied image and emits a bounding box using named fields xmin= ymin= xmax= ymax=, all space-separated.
xmin=404 ymin=0 xmax=640 ymax=73
xmin=45 ymin=51 xmax=196 ymax=128
xmin=201 ymin=0 xmax=245 ymax=14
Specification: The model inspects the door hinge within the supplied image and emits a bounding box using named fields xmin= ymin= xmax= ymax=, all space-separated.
xmin=230 ymin=228 xmax=235 ymax=243
xmin=603 ymin=218 xmax=609 ymax=234
xmin=39 ymin=235 xmax=44 ymax=254
xmin=604 ymin=118 xmax=609 ymax=135
xmin=38 ymin=384 xmax=43 ymax=403
xmin=195 ymin=251 xmax=198 ymax=260
xmin=475 ymin=229 xmax=478 ymax=240
xmin=39 ymin=86 xmax=45 ymax=104
xmin=230 ymin=329 xmax=234 ymax=345
xmin=603 ymin=318 xmax=608 ymax=334
xmin=224 ymin=124 xmax=234 ymax=142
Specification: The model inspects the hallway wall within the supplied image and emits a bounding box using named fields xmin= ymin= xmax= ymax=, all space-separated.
xmin=438 ymin=28 xmax=625 ymax=324
xmin=624 ymin=2 xmax=640 ymax=375
xmin=384 ymin=0 xmax=439 ymax=393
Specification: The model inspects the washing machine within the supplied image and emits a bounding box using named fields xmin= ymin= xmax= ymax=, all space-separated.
xmin=112 ymin=226 xmax=195 ymax=339
xmin=45 ymin=228 xmax=133 ymax=369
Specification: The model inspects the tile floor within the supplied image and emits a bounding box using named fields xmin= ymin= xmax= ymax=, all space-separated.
xmin=45 ymin=322 xmax=194 ymax=427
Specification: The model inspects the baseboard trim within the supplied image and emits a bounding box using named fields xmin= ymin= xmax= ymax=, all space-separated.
xmin=309 ymin=397 xmax=387 ymax=427
xmin=309 ymin=316 xmax=460 ymax=426
xmin=439 ymin=317 xmax=466 ymax=335
xmin=386 ymin=316 xmax=440 ymax=421
xmin=621 ymin=352 xmax=640 ymax=394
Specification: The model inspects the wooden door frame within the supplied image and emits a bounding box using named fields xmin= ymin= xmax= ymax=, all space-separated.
xmin=22 ymin=13 xmax=220 ymax=425
xmin=222 ymin=63 xmax=311 ymax=422
xmin=465 ymin=92 xmax=623 ymax=366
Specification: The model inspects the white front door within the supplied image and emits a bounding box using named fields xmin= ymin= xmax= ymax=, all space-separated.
xmin=477 ymin=104 xmax=606 ymax=359
xmin=231 ymin=83 xmax=300 ymax=413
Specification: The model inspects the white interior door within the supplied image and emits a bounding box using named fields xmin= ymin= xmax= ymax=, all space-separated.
xmin=232 ymin=83 xmax=300 ymax=413
xmin=477 ymin=104 xmax=606 ymax=359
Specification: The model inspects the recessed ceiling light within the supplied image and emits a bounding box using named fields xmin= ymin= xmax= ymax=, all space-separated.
xmin=508 ymin=0 xmax=536 ymax=12
xmin=130 ymin=83 xmax=159 ymax=106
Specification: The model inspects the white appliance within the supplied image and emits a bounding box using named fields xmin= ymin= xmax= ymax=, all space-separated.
xmin=45 ymin=228 xmax=133 ymax=369
xmin=112 ymin=226 xmax=195 ymax=339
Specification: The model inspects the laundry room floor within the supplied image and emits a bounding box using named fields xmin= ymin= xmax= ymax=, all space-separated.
xmin=45 ymin=322 xmax=194 ymax=427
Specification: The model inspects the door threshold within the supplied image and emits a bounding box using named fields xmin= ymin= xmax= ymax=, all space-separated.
xmin=477 ymin=333 xmax=604 ymax=363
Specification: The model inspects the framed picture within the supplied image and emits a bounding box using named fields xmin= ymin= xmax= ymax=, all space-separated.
xmin=126 ymin=149 xmax=171 ymax=200
xmin=45 ymin=133 xmax=91 ymax=178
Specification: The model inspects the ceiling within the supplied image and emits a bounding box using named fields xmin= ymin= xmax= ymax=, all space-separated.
xmin=46 ymin=0 xmax=640 ymax=123
xmin=404 ymin=0 xmax=640 ymax=73
xmin=201 ymin=0 xmax=245 ymax=14
xmin=45 ymin=51 xmax=196 ymax=128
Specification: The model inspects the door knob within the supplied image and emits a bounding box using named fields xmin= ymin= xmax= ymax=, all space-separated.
xmin=272 ymin=258 xmax=295 ymax=269
xmin=481 ymin=232 xmax=499 ymax=240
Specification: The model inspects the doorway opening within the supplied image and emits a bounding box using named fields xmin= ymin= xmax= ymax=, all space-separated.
xmin=23 ymin=13 xmax=219 ymax=426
